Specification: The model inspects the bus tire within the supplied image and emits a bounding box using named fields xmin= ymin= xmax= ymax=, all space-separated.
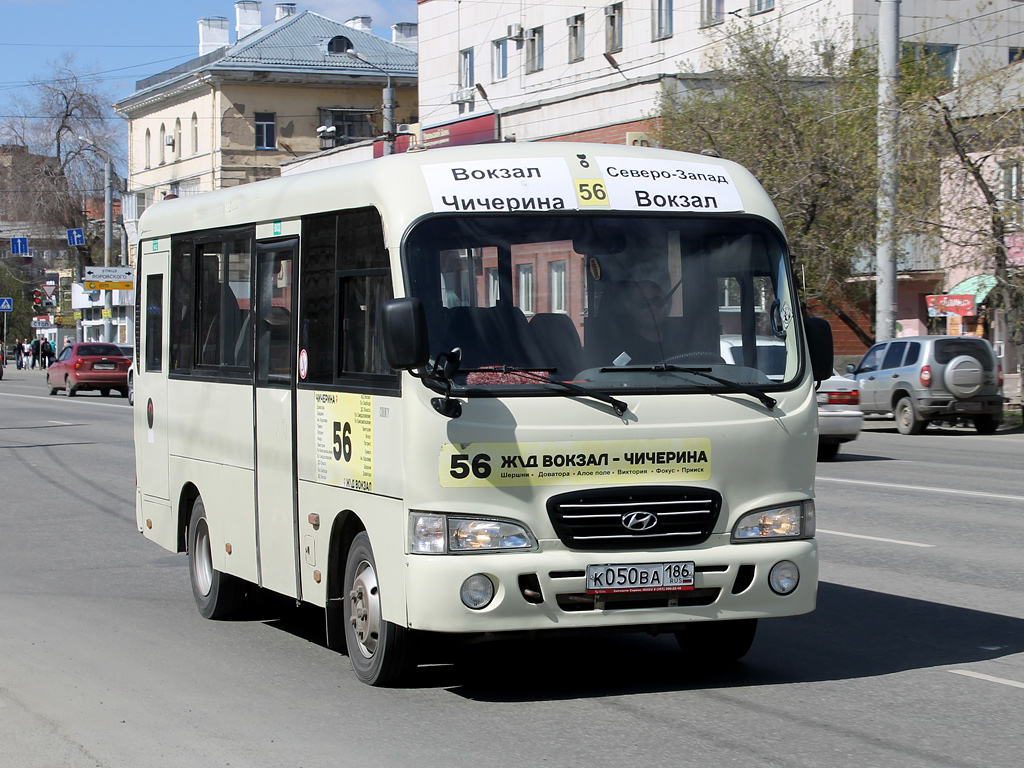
xmin=674 ymin=618 xmax=757 ymax=663
xmin=343 ymin=531 xmax=416 ymax=686
xmin=188 ymin=497 xmax=244 ymax=620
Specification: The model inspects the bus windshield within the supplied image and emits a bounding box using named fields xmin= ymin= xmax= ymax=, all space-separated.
xmin=404 ymin=214 xmax=801 ymax=394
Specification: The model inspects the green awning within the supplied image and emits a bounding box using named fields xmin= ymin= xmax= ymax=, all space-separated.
xmin=946 ymin=274 xmax=997 ymax=303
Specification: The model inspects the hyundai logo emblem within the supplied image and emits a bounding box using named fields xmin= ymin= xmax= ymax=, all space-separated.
xmin=622 ymin=511 xmax=658 ymax=531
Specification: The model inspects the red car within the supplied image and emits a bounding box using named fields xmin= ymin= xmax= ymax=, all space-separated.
xmin=46 ymin=342 xmax=130 ymax=397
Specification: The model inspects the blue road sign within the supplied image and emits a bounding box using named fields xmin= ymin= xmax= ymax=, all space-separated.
xmin=0 ymin=297 xmax=12 ymax=312
xmin=67 ymin=228 xmax=85 ymax=246
xmin=11 ymin=237 xmax=28 ymax=255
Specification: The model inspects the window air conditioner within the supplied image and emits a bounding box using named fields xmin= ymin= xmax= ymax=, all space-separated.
xmin=507 ymin=23 xmax=523 ymax=40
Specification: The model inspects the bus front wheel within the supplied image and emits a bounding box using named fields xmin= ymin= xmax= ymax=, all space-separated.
xmin=674 ymin=618 xmax=757 ymax=663
xmin=343 ymin=531 xmax=416 ymax=686
xmin=188 ymin=497 xmax=244 ymax=619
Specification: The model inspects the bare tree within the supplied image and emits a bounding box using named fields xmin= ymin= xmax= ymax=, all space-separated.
xmin=0 ymin=53 xmax=124 ymax=254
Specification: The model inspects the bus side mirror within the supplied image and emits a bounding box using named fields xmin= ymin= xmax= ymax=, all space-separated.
xmin=804 ymin=317 xmax=834 ymax=383
xmin=381 ymin=297 xmax=429 ymax=371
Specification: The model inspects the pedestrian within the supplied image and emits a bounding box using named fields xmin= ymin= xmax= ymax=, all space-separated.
xmin=31 ymin=337 xmax=40 ymax=370
xmin=14 ymin=338 xmax=22 ymax=369
xmin=21 ymin=340 xmax=31 ymax=369
xmin=41 ymin=338 xmax=53 ymax=368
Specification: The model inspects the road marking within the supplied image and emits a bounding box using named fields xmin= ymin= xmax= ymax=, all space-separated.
xmin=0 ymin=392 xmax=130 ymax=411
xmin=817 ymin=476 xmax=1024 ymax=504
xmin=817 ymin=528 xmax=935 ymax=548
xmin=949 ymin=669 xmax=1024 ymax=690
xmin=48 ymin=420 xmax=73 ymax=425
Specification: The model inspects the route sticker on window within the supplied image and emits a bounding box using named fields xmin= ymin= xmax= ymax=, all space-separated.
xmin=594 ymin=157 xmax=744 ymax=213
xmin=421 ymin=158 xmax=577 ymax=213
xmin=314 ymin=392 xmax=374 ymax=492
xmin=438 ymin=438 xmax=711 ymax=488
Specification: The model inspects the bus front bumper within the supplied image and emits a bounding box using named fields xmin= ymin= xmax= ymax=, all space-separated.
xmin=403 ymin=536 xmax=817 ymax=634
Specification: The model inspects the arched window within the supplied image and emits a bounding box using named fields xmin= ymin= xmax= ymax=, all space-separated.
xmin=144 ymin=128 xmax=151 ymax=169
xmin=174 ymin=118 xmax=182 ymax=161
xmin=191 ymin=113 xmax=199 ymax=155
xmin=159 ymin=124 xmax=166 ymax=165
xmin=327 ymin=35 xmax=352 ymax=54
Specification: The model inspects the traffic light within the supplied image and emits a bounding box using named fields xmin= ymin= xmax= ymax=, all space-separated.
xmin=32 ymin=289 xmax=42 ymax=309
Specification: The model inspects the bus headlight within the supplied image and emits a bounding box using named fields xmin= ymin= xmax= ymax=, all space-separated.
xmin=410 ymin=513 xmax=536 ymax=553
xmin=731 ymin=501 xmax=815 ymax=542
xmin=769 ymin=560 xmax=800 ymax=594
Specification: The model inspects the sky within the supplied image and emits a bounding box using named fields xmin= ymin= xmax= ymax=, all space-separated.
xmin=0 ymin=0 xmax=417 ymax=112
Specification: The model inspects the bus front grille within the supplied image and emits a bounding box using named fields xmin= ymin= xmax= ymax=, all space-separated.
xmin=546 ymin=487 xmax=722 ymax=551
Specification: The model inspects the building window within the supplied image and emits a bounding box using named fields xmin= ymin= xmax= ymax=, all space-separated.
xmin=1003 ymin=162 xmax=1024 ymax=228
xmin=525 ymin=27 xmax=544 ymax=74
xmin=174 ymin=118 xmax=182 ymax=161
xmin=488 ymin=268 xmax=500 ymax=306
xmin=518 ymin=264 xmax=534 ymax=315
xmin=327 ymin=35 xmax=353 ymax=54
xmin=550 ymin=261 xmax=566 ymax=313
xmin=318 ymin=109 xmax=375 ymax=145
xmin=1011 ymin=47 xmax=1024 ymax=65
xmin=750 ymin=0 xmax=774 ymax=14
xmin=191 ymin=113 xmax=199 ymax=155
xmin=901 ymin=43 xmax=958 ymax=83
xmin=568 ymin=15 xmax=585 ymax=62
xmin=701 ymin=0 xmax=724 ymax=28
xmin=492 ymin=38 xmax=508 ymax=81
xmin=144 ymin=128 xmax=151 ymax=169
xmin=255 ymin=112 xmax=276 ymax=149
xmin=606 ymin=3 xmax=623 ymax=53
xmin=159 ymin=123 xmax=166 ymax=165
xmin=653 ymin=0 xmax=673 ymax=40
xmin=460 ymin=48 xmax=475 ymax=88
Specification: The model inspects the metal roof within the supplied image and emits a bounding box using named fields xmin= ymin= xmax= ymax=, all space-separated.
xmin=947 ymin=274 xmax=998 ymax=302
xmin=120 ymin=11 xmax=415 ymax=102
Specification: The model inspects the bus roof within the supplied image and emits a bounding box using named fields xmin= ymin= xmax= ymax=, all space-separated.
xmin=136 ymin=143 xmax=783 ymax=245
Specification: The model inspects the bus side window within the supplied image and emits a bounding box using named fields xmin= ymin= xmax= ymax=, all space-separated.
xmin=145 ymin=274 xmax=164 ymax=372
xmin=169 ymin=241 xmax=193 ymax=372
xmin=300 ymin=207 xmax=396 ymax=388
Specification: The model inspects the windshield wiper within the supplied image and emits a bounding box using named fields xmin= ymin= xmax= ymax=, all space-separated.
xmin=603 ymin=364 xmax=777 ymax=410
xmin=463 ymin=365 xmax=628 ymax=417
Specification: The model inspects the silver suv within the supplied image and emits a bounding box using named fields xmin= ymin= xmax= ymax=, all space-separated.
xmin=847 ymin=336 xmax=1003 ymax=434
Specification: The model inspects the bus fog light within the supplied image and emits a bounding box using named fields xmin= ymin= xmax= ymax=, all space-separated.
xmin=460 ymin=574 xmax=495 ymax=609
xmin=768 ymin=561 xmax=799 ymax=595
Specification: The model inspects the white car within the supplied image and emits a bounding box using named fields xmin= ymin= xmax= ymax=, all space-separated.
xmin=816 ymin=371 xmax=863 ymax=460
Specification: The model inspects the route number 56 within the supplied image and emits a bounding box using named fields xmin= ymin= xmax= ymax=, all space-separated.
xmin=333 ymin=421 xmax=352 ymax=462
xmin=450 ymin=453 xmax=492 ymax=479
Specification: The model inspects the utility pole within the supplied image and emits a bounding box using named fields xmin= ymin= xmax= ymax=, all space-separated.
xmin=102 ymin=154 xmax=113 ymax=343
xmin=875 ymin=0 xmax=900 ymax=343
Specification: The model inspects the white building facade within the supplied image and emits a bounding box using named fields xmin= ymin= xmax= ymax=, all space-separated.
xmin=416 ymin=0 xmax=1024 ymax=146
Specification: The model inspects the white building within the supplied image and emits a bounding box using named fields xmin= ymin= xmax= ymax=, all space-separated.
xmin=416 ymin=0 xmax=1024 ymax=146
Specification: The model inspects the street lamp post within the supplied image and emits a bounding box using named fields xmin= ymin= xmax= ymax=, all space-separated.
xmin=347 ymin=51 xmax=396 ymax=155
xmin=80 ymin=137 xmax=115 ymax=343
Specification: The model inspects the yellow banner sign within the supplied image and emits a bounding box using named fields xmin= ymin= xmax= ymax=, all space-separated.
xmin=85 ymin=281 xmax=133 ymax=290
xmin=439 ymin=438 xmax=711 ymax=487
xmin=313 ymin=392 xmax=374 ymax=492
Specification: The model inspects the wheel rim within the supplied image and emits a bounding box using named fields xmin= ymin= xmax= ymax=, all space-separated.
xmin=193 ymin=519 xmax=214 ymax=596
xmin=896 ymin=402 xmax=910 ymax=430
xmin=349 ymin=559 xmax=381 ymax=659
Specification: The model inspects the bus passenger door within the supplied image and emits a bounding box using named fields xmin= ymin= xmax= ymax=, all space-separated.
xmin=253 ymin=240 xmax=299 ymax=598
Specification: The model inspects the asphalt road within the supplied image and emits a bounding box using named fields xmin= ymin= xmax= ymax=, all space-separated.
xmin=2 ymin=366 xmax=1022 ymax=768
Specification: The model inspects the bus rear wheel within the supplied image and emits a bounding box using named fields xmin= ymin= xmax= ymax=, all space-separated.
xmin=188 ymin=496 xmax=244 ymax=619
xmin=674 ymin=618 xmax=757 ymax=663
xmin=343 ymin=531 xmax=416 ymax=686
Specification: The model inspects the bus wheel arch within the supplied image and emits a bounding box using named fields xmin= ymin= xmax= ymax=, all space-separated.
xmin=325 ymin=509 xmax=363 ymax=652
xmin=185 ymin=492 xmax=245 ymax=619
